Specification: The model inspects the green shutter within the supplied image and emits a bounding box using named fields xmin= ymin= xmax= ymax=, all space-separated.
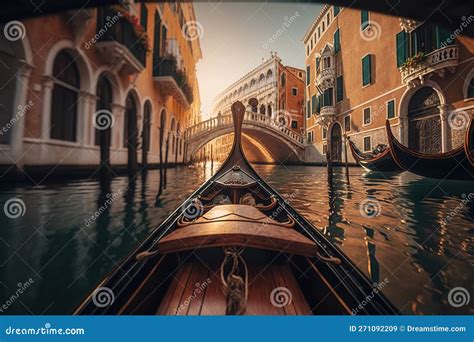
xmin=362 ymin=55 xmax=371 ymax=86
xmin=153 ymin=11 xmax=162 ymax=68
xmin=336 ymin=76 xmax=343 ymax=102
xmin=312 ymin=95 xmax=317 ymax=113
xmin=469 ymin=79 xmax=474 ymax=98
xmin=436 ymin=25 xmax=452 ymax=48
xmin=306 ymin=65 xmax=311 ymax=85
xmin=334 ymin=29 xmax=340 ymax=53
xmin=334 ymin=6 xmax=340 ymax=16
xmin=387 ymin=100 xmax=395 ymax=119
xmin=361 ymin=10 xmax=369 ymax=30
xmin=140 ymin=5 xmax=148 ymax=31
xmin=317 ymin=94 xmax=322 ymax=113
xmin=396 ymin=31 xmax=408 ymax=68
xmin=307 ymin=101 xmax=311 ymax=118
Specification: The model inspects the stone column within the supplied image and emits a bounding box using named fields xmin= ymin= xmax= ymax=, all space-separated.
xmin=111 ymin=103 xmax=125 ymax=149
xmin=399 ymin=116 xmax=409 ymax=145
xmin=80 ymin=91 xmax=97 ymax=146
xmin=40 ymin=75 xmax=55 ymax=140
xmin=11 ymin=65 xmax=33 ymax=167
xmin=438 ymin=104 xmax=451 ymax=152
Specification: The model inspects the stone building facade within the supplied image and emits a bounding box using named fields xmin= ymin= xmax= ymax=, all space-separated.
xmin=0 ymin=1 xmax=202 ymax=178
xmin=303 ymin=5 xmax=474 ymax=164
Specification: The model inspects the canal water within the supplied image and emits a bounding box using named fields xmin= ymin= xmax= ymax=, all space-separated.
xmin=0 ymin=163 xmax=473 ymax=315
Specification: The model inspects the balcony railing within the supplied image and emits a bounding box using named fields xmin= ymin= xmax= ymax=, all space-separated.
xmin=319 ymin=106 xmax=336 ymax=117
xmin=95 ymin=7 xmax=147 ymax=73
xmin=315 ymin=67 xmax=335 ymax=91
xmin=400 ymin=45 xmax=459 ymax=86
xmin=153 ymin=56 xmax=194 ymax=108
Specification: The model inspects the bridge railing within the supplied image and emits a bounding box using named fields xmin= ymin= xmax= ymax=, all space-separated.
xmin=185 ymin=111 xmax=304 ymax=145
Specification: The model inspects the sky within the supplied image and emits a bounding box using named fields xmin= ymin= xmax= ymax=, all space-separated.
xmin=194 ymin=1 xmax=323 ymax=117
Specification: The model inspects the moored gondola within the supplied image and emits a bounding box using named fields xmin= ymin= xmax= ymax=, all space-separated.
xmin=346 ymin=136 xmax=402 ymax=172
xmin=465 ymin=118 xmax=474 ymax=167
xmin=385 ymin=120 xmax=474 ymax=181
xmin=75 ymin=102 xmax=398 ymax=315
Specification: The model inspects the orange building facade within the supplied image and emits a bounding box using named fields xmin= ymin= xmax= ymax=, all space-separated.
xmin=0 ymin=1 xmax=202 ymax=178
xmin=303 ymin=6 xmax=474 ymax=163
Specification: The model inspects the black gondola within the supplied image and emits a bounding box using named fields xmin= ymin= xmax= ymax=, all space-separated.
xmin=466 ymin=118 xmax=474 ymax=167
xmin=346 ymin=136 xmax=402 ymax=172
xmin=385 ymin=120 xmax=474 ymax=181
xmin=75 ymin=102 xmax=398 ymax=315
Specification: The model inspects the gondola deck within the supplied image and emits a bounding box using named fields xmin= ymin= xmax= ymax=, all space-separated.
xmin=75 ymin=101 xmax=398 ymax=316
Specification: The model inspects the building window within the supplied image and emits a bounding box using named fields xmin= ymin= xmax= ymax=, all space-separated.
xmin=361 ymin=10 xmax=369 ymax=30
xmin=334 ymin=5 xmax=340 ymax=16
xmin=387 ymin=99 xmax=396 ymax=119
xmin=363 ymin=107 xmax=371 ymax=125
xmin=326 ymin=13 xmax=330 ymax=24
xmin=318 ymin=26 xmax=320 ymax=38
xmin=323 ymin=144 xmax=328 ymax=154
xmin=396 ymin=30 xmax=408 ymax=68
xmin=140 ymin=4 xmax=148 ymax=31
xmin=307 ymin=131 xmax=314 ymax=143
xmin=307 ymin=100 xmax=311 ymax=118
xmin=323 ymin=56 xmax=331 ymax=69
xmin=299 ymin=72 xmax=303 ymax=78
xmin=362 ymin=54 xmax=372 ymax=86
xmin=322 ymin=127 xmax=327 ymax=139
xmin=344 ymin=115 xmax=351 ymax=132
xmin=336 ymin=75 xmax=343 ymax=102
xmin=292 ymin=87 xmax=298 ymax=96
xmin=322 ymin=21 xmax=325 ymax=31
xmin=468 ymin=78 xmax=474 ymax=98
xmin=363 ymin=136 xmax=372 ymax=152
xmin=306 ymin=65 xmax=311 ymax=85
xmin=291 ymin=120 xmax=298 ymax=129
xmin=334 ymin=29 xmax=340 ymax=53
xmin=50 ymin=51 xmax=80 ymax=142
xmin=323 ymin=88 xmax=334 ymax=107
xmin=311 ymin=95 xmax=317 ymax=114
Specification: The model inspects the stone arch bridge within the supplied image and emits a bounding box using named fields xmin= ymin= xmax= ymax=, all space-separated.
xmin=184 ymin=112 xmax=305 ymax=163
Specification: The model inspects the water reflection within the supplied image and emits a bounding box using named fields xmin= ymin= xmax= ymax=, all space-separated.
xmin=0 ymin=163 xmax=472 ymax=314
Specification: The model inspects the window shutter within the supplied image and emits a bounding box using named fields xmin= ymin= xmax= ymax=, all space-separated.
xmin=312 ymin=95 xmax=317 ymax=113
xmin=334 ymin=6 xmax=340 ymax=16
xmin=361 ymin=11 xmax=369 ymax=30
xmin=334 ymin=29 xmax=340 ymax=53
xmin=306 ymin=65 xmax=311 ymax=85
xmin=317 ymin=94 xmax=322 ymax=113
xmin=396 ymin=31 xmax=408 ymax=68
xmin=153 ymin=11 xmax=162 ymax=69
xmin=316 ymin=57 xmax=320 ymax=71
xmin=362 ymin=55 xmax=371 ymax=86
xmin=336 ymin=76 xmax=343 ymax=102
xmin=140 ymin=5 xmax=148 ymax=31
xmin=307 ymin=100 xmax=311 ymax=118
xmin=436 ymin=25 xmax=452 ymax=48
xmin=387 ymin=100 xmax=395 ymax=118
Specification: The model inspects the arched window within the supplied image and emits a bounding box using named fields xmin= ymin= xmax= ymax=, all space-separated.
xmin=266 ymin=69 xmax=273 ymax=79
xmin=50 ymin=51 xmax=80 ymax=141
xmin=468 ymin=78 xmax=474 ymax=99
xmin=259 ymin=73 xmax=265 ymax=83
xmin=259 ymin=104 xmax=266 ymax=115
xmin=124 ymin=92 xmax=138 ymax=148
xmin=95 ymin=75 xmax=113 ymax=145
xmin=170 ymin=118 xmax=176 ymax=154
xmin=159 ymin=109 xmax=166 ymax=147
xmin=267 ymin=104 xmax=272 ymax=117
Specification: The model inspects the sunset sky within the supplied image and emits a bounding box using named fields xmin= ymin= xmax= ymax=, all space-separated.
xmin=194 ymin=1 xmax=323 ymax=117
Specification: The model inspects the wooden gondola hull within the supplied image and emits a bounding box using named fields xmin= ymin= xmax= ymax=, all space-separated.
xmin=466 ymin=119 xmax=474 ymax=167
xmin=75 ymin=102 xmax=398 ymax=316
xmin=386 ymin=120 xmax=474 ymax=181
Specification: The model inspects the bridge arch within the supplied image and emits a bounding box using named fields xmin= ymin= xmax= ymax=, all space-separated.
xmin=185 ymin=112 xmax=304 ymax=164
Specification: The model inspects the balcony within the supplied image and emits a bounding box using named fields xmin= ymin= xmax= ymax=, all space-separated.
xmin=316 ymin=106 xmax=336 ymax=127
xmin=400 ymin=45 xmax=459 ymax=87
xmin=315 ymin=67 xmax=335 ymax=91
xmin=153 ymin=56 xmax=193 ymax=108
xmin=95 ymin=7 xmax=147 ymax=74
